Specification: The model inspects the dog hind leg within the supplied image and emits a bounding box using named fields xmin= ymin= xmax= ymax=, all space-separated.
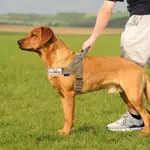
xmin=125 ymin=88 xmax=150 ymax=135
xmin=120 ymin=92 xmax=137 ymax=112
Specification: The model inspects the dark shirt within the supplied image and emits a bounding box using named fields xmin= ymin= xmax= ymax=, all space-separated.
xmin=107 ymin=0 xmax=150 ymax=16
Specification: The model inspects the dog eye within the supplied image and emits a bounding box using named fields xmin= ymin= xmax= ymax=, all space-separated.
xmin=32 ymin=33 xmax=37 ymax=37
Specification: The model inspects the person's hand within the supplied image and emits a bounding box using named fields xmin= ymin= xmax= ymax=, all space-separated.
xmin=82 ymin=36 xmax=97 ymax=51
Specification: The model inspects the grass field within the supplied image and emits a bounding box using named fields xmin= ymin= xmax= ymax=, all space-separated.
xmin=0 ymin=31 xmax=150 ymax=150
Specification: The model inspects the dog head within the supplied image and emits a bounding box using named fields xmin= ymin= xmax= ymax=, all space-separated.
xmin=17 ymin=26 xmax=54 ymax=53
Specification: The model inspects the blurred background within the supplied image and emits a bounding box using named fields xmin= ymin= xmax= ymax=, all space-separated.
xmin=0 ymin=0 xmax=128 ymax=34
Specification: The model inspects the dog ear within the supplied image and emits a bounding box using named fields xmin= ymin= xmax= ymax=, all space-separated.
xmin=41 ymin=26 xmax=53 ymax=45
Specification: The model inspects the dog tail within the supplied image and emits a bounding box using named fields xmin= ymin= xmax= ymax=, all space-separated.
xmin=144 ymin=71 xmax=150 ymax=105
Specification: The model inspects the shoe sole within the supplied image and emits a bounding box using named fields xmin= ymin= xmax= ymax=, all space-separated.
xmin=107 ymin=127 xmax=143 ymax=132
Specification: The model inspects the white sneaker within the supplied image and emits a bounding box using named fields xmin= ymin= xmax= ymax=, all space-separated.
xmin=106 ymin=112 xmax=144 ymax=132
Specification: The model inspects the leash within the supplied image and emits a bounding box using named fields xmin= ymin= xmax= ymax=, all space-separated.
xmin=47 ymin=48 xmax=89 ymax=94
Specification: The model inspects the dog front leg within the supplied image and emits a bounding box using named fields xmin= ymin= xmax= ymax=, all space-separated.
xmin=59 ymin=92 xmax=75 ymax=135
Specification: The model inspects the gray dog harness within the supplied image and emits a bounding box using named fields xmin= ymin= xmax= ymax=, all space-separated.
xmin=47 ymin=48 xmax=89 ymax=94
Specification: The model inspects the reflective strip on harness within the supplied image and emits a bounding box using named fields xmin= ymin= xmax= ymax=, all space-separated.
xmin=47 ymin=68 xmax=63 ymax=76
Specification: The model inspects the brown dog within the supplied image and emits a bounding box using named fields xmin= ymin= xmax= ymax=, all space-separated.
xmin=17 ymin=26 xmax=150 ymax=135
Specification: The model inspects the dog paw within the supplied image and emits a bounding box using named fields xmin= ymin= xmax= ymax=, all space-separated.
xmin=58 ymin=129 xmax=70 ymax=136
xmin=139 ymin=130 xmax=150 ymax=136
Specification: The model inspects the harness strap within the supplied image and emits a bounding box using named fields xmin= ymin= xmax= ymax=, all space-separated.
xmin=47 ymin=48 xmax=89 ymax=94
xmin=75 ymin=54 xmax=83 ymax=94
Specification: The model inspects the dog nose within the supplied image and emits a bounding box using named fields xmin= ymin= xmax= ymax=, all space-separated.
xmin=17 ymin=40 xmax=22 ymax=45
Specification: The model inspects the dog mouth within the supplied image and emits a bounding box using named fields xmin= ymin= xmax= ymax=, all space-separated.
xmin=18 ymin=45 xmax=28 ymax=51
xmin=18 ymin=46 xmax=26 ymax=50
xmin=17 ymin=41 xmax=33 ymax=51
xmin=19 ymin=47 xmax=34 ymax=52
xmin=18 ymin=45 xmax=40 ymax=54
xmin=17 ymin=40 xmax=41 ymax=54
xmin=17 ymin=40 xmax=29 ymax=51
xmin=18 ymin=45 xmax=34 ymax=51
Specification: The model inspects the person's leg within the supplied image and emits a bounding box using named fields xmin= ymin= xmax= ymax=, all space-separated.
xmin=107 ymin=15 xmax=150 ymax=131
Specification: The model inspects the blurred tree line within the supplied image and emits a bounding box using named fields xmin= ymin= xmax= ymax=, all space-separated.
xmin=0 ymin=11 xmax=129 ymax=28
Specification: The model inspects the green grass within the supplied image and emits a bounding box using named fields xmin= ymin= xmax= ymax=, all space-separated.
xmin=0 ymin=32 xmax=150 ymax=150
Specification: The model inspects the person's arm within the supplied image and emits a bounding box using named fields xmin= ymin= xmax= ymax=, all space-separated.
xmin=91 ymin=0 xmax=116 ymax=39
xmin=82 ymin=0 xmax=116 ymax=50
